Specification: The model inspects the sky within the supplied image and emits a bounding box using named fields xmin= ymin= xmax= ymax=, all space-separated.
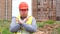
xmin=12 ymin=0 xmax=32 ymax=17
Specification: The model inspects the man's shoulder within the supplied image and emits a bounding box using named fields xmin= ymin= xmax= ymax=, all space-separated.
xmin=29 ymin=16 xmax=36 ymax=20
xmin=12 ymin=16 xmax=16 ymax=18
xmin=28 ymin=16 xmax=35 ymax=19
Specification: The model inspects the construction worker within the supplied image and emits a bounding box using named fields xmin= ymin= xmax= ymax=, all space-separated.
xmin=10 ymin=2 xmax=37 ymax=34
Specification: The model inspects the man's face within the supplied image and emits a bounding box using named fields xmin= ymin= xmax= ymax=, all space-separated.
xmin=19 ymin=9 xmax=28 ymax=18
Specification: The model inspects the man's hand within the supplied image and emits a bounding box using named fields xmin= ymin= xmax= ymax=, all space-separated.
xmin=18 ymin=19 xmax=23 ymax=24
xmin=16 ymin=17 xmax=23 ymax=24
xmin=24 ymin=17 xmax=28 ymax=22
xmin=16 ymin=17 xmax=28 ymax=24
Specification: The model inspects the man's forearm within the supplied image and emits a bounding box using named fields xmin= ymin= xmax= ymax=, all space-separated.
xmin=10 ymin=17 xmax=20 ymax=32
xmin=22 ymin=23 xmax=37 ymax=33
xmin=21 ymin=17 xmax=37 ymax=33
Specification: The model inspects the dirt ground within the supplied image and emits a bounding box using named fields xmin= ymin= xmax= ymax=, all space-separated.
xmin=34 ymin=23 xmax=60 ymax=34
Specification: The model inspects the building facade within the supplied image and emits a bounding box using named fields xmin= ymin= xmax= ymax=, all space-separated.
xmin=0 ymin=0 xmax=12 ymax=20
xmin=0 ymin=0 xmax=60 ymax=21
xmin=32 ymin=0 xmax=60 ymax=21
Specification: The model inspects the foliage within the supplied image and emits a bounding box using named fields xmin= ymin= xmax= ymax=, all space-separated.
xmin=44 ymin=20 xmax=55 ymax=24
xmin=0 ymin=20 xmax=13 ymax=34
xmin=37 ymin=20 xmax=55 ymax=28
xmin=37 ymin=22 xmax=45 ymax=28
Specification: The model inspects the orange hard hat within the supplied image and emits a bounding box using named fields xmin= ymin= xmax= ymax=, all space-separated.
xmin=19 ymin=2 xmax=28 ymax=9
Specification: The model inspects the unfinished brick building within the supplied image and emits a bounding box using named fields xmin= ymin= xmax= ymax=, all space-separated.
xmin=0 ymin=0 xmax=12 ymax=20
xmin=32 ymin=0 xmax=60 ymax=21
xmin=0 ymin=0 xmax=60 ymax=21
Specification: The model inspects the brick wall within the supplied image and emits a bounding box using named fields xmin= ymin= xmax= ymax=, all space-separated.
xmin=7 ymin=0 xmax=12 ymax=20
xmin=32 ymin=0 xmax=38 ymax=21
xmin=32 ymin=0 xmax=56 ymax=21
xmin=56 ymin=0 xmax=60 ymax=20
xmin=0 ymin=0 xmax=12 ymax=20
xmin=0 ymin=0 xmax=6 ymax=19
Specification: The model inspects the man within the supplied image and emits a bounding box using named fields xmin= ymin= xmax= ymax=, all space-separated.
xmin=10 ymin=2 xmax=37 ymax=34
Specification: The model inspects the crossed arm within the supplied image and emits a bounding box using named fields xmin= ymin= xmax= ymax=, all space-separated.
xmin=10 ymin=17 xmax=37 ymax=33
